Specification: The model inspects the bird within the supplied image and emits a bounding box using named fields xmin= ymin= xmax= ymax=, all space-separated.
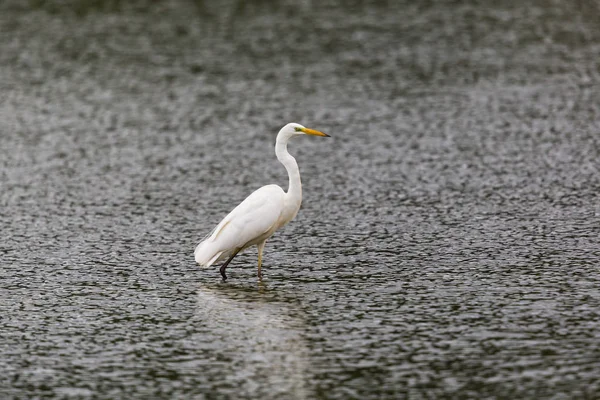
xmin=194 ymin=122 xmax=330 ymax=280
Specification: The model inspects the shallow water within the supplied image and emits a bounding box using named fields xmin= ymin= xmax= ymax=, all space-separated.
xmin=1 ymin=1 xmax=600 ymax=398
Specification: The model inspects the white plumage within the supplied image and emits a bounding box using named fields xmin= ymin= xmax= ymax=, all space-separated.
xmin=194 ymin=184 xmax=284 ymax=266
xmin=194 ymin=122 xmax=330 ymax=280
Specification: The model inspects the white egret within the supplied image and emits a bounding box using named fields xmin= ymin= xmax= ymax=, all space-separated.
xmin=194 ymin=122 xmax=330 ymax=280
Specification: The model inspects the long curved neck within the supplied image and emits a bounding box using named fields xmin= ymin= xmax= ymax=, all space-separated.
xmin=276 ymin=137 xmax=302 ymax=203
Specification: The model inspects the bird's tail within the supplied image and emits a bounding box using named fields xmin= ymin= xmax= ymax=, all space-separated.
xmin=194 ymin=239 xmax=223 ymax=267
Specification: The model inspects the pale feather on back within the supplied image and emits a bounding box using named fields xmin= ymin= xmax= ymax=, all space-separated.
xmin=194 ymin=184 xmax=285 ymax=267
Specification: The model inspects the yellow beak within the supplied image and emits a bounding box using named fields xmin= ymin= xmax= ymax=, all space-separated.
xmin=301 ymin=127 xmax=330 ymax=137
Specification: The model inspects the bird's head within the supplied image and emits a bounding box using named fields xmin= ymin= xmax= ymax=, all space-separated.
xmin=279 ymin=123 xmax=330 ymax=141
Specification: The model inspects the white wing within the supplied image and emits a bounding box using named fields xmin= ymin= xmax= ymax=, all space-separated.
xmin=195 ymin=184 xmax=285 ymax=266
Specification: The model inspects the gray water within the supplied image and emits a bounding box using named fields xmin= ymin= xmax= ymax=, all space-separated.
xmin=1 ymin=1 xmax=600 ymax=398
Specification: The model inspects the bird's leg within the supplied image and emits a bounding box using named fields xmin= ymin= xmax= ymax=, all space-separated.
xmin=257 ymin=241 xmax=266 ymax=280
xmin=219 ymin=249 xmax=240 ymax=281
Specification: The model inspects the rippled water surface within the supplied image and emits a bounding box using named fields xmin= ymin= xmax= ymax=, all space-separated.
xmin=1 ymin=1 xmax=600 ymax=398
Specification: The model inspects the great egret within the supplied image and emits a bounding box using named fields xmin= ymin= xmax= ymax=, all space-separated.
xmin=194 ymin=122 xmax=330 ymax=280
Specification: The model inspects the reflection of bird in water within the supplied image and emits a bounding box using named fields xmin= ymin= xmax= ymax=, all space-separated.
xmin=195 ymin=123 xmax=330 ymax=280
xmin=195 ymin=284 xmax=309 ymax=398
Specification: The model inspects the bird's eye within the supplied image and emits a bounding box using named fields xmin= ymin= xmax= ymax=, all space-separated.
xmin=294 ymin=127 xmax=302 ymax=132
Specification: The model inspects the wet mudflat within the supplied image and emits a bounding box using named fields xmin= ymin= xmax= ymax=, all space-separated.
xmin=1 ymin=1 xmax=599 ymax=398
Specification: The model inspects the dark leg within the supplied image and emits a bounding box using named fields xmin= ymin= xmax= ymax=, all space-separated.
xmin=219 ymin=249 xmax=240 ymax=281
